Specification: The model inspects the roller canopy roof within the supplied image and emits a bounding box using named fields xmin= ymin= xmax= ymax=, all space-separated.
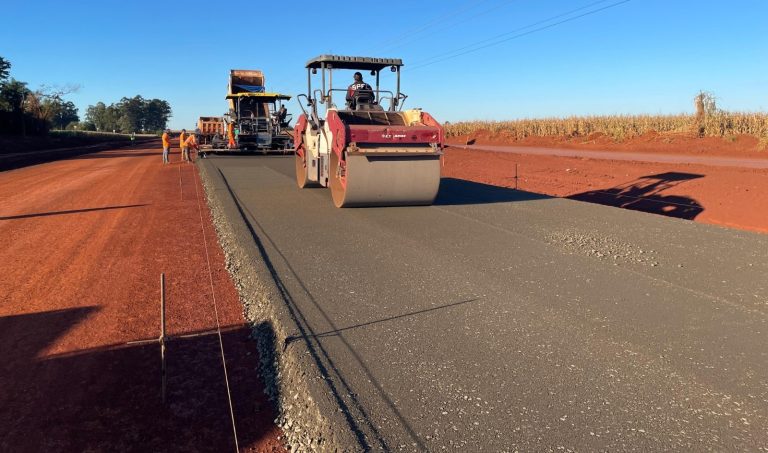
xmin=305 ymin=55 xmax=403 ymax=70
xmin=225 ymin=92 xmax=292 ymax=101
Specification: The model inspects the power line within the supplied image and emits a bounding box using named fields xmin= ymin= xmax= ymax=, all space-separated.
xmin=408 ymin=0 xmax=631 ymax=71
xmin=409 ymin=0 xmax=612 ymax=67
xmin=368 ymin=0 xmax=491 ymax=54
xmin=374 ymin=0 xmax=522 ymax=55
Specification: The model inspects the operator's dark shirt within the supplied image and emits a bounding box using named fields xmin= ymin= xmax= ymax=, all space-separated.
xmin=346 ymin=82 xmax=374 ymax=101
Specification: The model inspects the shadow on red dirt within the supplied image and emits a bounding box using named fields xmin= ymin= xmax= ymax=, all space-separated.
xmin=0 ymin=308 xmax=283 ymax=452
xmin=569 ymin=172 xmax=705 ymax=220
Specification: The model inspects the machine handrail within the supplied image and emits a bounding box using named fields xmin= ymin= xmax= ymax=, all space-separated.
xmin=296 ymin=94 xmax=312 ymax=124
xmin=313 ymin=89 xmax=326 ymax=105
xmin=297 ymin=94 xmax=322 ymax=131
xmin=326 ymin=88 xmax=394 ymax=104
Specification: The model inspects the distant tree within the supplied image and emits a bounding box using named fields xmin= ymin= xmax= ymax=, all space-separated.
xmin=0 ymin=78 xmax=33 ymax=135
xmin=65 ymin=120 xmax=95 ymax=131
xmin=25 ymin=91 xmax=57 ymax=123
xmin=694 ymin=91 xmax=717 ymax=118
xmin=116 ymin=95 xmax=145 ymax=132
xmin=86 ymin=101 xmax=123 ymax=132
xmin=85 ymin=102 xmax=108 ymax=130
xmin=50 ymin=100 xmax=79 ymax=129
xmin=0 ymin=56 xmax=10 ymax=83
xmin=105 ymin=104 xmax=121 ymax=132
xmin=0 ymin=78 xmax=29 ymax=112
xmin=0 ymin=61 xmax=82 ymax=136
xmin=144 ymin=98 xmax=172 ymax=132
xmin=25 ymin=85 xmax=79 ymax=124
xmin=80 ymin=121 xmax=96 ymax=131
xmin=86 ymin=95 xmax=172 ymax=133
xmin=694 ymin=91 xmax=718 ymax=137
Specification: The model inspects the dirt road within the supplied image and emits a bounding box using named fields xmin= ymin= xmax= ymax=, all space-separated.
xmin=0 ymin=144 xmax=284 ymax=452
xmin=450 ymin=144 xmax=768 ymax=169
xmin=444 ymin=144 xmax=768 ymax=234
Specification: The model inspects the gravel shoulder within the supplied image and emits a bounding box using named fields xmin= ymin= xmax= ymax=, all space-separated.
xmin=198 ymin=158 xmax=360 ymax=452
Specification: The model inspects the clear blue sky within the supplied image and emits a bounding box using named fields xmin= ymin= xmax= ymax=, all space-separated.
xmin=2 ymin=0 xmax=766 ymax=129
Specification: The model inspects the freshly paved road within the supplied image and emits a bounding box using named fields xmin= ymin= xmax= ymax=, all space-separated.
xmin=205 ymin=154 xmax=768 ymax=451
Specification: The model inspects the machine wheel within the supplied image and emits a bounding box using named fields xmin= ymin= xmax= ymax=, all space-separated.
xmin=296 ymin=152 xmax=311 ymax=189
xmin=330 ymin=151 xmax=346 ymax=207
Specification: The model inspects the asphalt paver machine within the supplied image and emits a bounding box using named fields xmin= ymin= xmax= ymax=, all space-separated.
xmin=293 ymin=55 xmax=444 ymax=207
xmin=224 ymin=69 xmax=293 ymax=151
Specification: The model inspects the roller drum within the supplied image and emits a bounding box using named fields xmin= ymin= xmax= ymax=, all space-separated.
xmin=330 ymin=152 xmax=441 ymax=207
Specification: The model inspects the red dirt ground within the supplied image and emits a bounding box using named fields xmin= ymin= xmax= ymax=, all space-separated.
xmin=444 ymin=134 xmax=768 ymax=234
xmin=453 ymin=130 xmax=767 ymax=157
xmin=0 ymin=142 xmax=285 ymax=452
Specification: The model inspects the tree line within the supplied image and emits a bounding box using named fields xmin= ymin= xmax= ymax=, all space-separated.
xmin=0 ymin=56 xmax=78 ymax=134
xmin=0 ymin=55 xmax=172 ymax=135
xmin=84 ymin=96 xmax=171 ymax=133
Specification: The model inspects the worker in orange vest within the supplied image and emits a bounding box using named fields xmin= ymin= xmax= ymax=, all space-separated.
xmin=161 ymin=129 xmax=171 ymax=164
xmin=179 ymin=129 xmax=188 ymax=162
xmin=184 ymin=132 xmax=199 ymax=163
xmin=227 ymin=123 xmax=236 ymax=149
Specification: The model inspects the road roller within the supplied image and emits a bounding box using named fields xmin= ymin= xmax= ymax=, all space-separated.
xmin=293 ymin=55 xmax=443 ymax=207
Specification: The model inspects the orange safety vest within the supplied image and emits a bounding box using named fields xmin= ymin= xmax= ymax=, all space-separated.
xmin=179 ymin=132 xmax=186 ymax=147
xmin=227 ymin=124 xmax=235 ymax=146
xmin=162 ymin=132 xmax=171 ymax=148
xmin=184 ymin=134 xmax=198 ymax=149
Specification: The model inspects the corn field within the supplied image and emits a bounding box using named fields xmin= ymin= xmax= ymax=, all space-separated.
xmin=444 ymin=112 xmax=768 ymax=144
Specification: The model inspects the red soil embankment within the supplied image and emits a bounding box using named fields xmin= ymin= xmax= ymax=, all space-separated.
xmin=444 ymin=135 xmax=768 ymax=234
xmin=0 ymin=143 xmax=285 ymax=452
xmin=452 ymin=130 xmax=767 ymax=158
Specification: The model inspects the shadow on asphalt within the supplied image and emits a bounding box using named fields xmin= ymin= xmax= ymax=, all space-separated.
xmin=218 ymin=167 xmax=417 ymax=451
xmin=0 ymin=308 xmax=279 ymax=451
xmin=435 ymin=177 xmax=550 ymax=206
xmin=570 ymin=171 xmax=705 ymax=220
xmin=0 ymin=204 xmax=149 ymax=221
xmin=291 ymin=297 xmax=482 ymax=341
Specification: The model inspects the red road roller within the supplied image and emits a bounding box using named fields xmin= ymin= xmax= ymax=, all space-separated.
xmin=293 ymin=55 xmax=444 ymax=207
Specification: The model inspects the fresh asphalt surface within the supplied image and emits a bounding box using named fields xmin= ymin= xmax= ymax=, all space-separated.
xmin=205 ymin=154 xmax=768 ymax=451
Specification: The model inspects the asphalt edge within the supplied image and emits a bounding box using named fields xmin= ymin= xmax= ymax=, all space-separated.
xmin=196 ymin=158 xmax=357 ymax=452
